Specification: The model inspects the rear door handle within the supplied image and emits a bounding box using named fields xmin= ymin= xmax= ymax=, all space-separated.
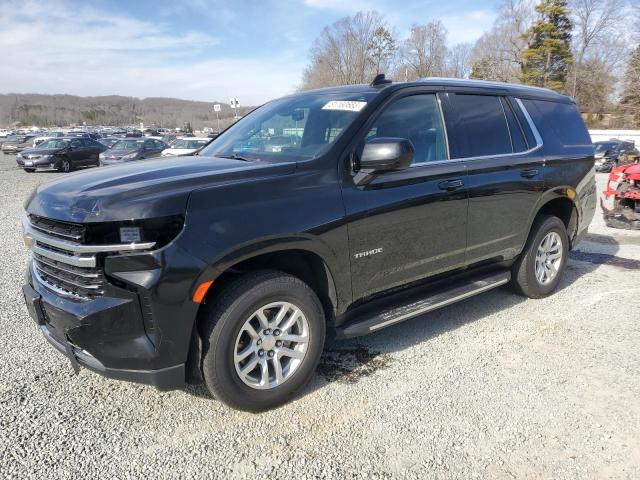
xmin=520 ymin=169 xmax=539 ymax=178
xmin=438 ymin=179 xmax=464 ymax=191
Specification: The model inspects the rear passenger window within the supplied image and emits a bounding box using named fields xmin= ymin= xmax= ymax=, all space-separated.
xmin=365 ymin=94 xmax=448 ymax=164
xmin=521 ymin=99 xmax=591 ymax=146
xmin=450 ymin=94 xmax=512 ymax=157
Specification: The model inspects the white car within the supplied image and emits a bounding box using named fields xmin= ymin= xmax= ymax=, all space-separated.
xmin=161 ymin=137 xmax=211 ymax=157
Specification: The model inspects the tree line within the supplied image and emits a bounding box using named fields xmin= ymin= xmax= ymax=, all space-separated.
xmin=0 ymin=94 xmax=250 ymax=130
xmin=300 ymin=0 xmax=640 ymax=128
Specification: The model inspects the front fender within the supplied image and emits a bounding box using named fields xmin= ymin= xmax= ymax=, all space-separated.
xmin=181 ymin=164 xmax=351 ymax=313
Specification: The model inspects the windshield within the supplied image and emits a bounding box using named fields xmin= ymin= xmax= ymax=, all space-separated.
xmin=37 ymin=139 xmax=69 ymax=149
xmin=172 ymin=139 xmax=209 ymax=149
xmin=199 ymin=92 xmax=376 ymax=161
xmin=111 ymin=139 xmax=144 ymax=151
xmin=595 ymin=142 xmax=617 ymax=153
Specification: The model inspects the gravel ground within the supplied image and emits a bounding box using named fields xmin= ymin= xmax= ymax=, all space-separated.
xmin=1 ymin=152 xmax=639 ymax=479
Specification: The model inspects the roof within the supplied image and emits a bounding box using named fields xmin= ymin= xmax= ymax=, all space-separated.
xmin=296 ymin=77 xmax=573 ymax=103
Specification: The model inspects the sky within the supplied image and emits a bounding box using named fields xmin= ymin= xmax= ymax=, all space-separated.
xmin=0 ymin=0 xmax=500 ymax=105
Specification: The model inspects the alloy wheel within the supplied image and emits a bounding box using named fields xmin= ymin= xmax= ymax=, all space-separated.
xmin=535 ymin=231 xmax=563 ymax=285
xmin=233 ymin=301 xmax=310 ymax=390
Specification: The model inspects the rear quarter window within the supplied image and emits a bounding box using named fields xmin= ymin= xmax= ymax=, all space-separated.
xmin=521 ymin=99 xmax=591 ymax=147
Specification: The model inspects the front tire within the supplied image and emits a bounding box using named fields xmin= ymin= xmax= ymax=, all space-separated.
xmin=200 ymin=270 xmax=326 ymax=412
xmin=59 ymin=157 xmax=73 ymax=173
xmin=512 ymin=215 xmax=569 ymax=298
xmin=24 ymin=168 xmax=35 ymax=173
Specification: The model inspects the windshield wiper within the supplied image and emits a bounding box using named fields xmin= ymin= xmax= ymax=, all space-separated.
xmin=213 ymin=153 xmax=253 ymax=162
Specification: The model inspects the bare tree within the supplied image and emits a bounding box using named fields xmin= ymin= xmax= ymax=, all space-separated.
xmin=367 ymin=26 xmax=397 ymax=75
xmin=447 ymin=43 xmax=474 ymax=78
xmin=470 ymin=0 xmax=536 ymax=82
xmin=301 ymin=11 xmax=394 ymax=90
xmin=398 ymin=20 xmax=449 ymax=80
xmin=569 ymin=0 xmax=627 ymax=98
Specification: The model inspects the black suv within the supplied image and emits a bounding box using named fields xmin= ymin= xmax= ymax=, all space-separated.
xmin=16 ymin=137 xmax=107 ymax=172
xmin=21 ymin=78 xmax=596 ymax=411
xmin=593 ymin=139 xmax=639 ymax=172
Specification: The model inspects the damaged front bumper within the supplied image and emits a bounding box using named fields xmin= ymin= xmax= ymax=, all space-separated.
xmin=601 ymin=163 xmax=640 ymax=230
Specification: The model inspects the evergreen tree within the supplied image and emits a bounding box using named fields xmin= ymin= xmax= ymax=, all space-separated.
xmin=619 ymin=46 xmax=640 ymax=127
xmin=470 ymin=59 xmax=491 ymax=80
xmin=520 ymin=0 xmax=573 ymax=91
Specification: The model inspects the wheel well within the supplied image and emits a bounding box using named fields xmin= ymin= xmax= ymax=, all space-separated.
xmin=203 ymin=249 xmax=337 ymax=325
xmin=187 ymin=249 xmax=338 ymax=384
xmin=536 ymin=197 xmax=578 ymax=246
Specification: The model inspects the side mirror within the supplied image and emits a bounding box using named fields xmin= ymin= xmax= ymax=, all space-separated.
xmin=358 ymin=137 xmax=414 ymax=173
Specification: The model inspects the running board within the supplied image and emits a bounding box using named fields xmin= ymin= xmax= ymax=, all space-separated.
xmin=337 ymin=270 xmax=511 ymax=338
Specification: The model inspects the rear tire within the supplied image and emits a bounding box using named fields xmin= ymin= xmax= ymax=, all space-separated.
xmin=512 ymin=215 xmax=569 ymax=299
xmin=200 ymin=270 xmax=326 ymax=412
xmin=24 ymin=168 xmax=35 ymax=173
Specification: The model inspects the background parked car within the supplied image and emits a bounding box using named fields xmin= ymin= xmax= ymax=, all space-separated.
xmin=594 ymin=139 xmax=639 ymax=172
xmin=1 ymin=135 xmax=37 ymax=153
xmin=98 ymin=136 xmax=122 ymax=149
xmin=99 ymin=138 xmax=167 ymax=165
xmin=33 ymin=131 xmax=66 ymax=148
xmin=16 ymin=137 xmax=107 ymax=172
xmin=161 ymin=137 xmax=212 ymax=156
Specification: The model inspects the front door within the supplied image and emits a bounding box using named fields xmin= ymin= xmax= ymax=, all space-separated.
xmin=342 ymin=92 xmax=468 ymax=302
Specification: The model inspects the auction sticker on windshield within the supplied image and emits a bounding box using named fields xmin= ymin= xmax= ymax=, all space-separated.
xmin=322 ymin=101 xmax=367 ymax=112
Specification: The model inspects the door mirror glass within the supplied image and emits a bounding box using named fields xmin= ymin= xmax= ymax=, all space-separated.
xmin=358 ymin=137 xmax=414 ymax=173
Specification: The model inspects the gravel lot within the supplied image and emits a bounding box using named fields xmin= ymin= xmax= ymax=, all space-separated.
xmin=1 ymin=152 xmax=639 ymax=479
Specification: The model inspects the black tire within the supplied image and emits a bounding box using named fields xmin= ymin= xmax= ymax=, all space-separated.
xmin=59 ymin=157 xmax=73 ymax=173
xmin=511 ymin=215 xmax=569 ymax=299
xmin=24 ymin=168 xmax=35 ymax=173
xmin=200 ymin=270 xmax=326 ymax=412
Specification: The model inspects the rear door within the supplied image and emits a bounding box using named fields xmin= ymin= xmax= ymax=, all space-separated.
xmin=68 ymin=139 xmax=86 ymax=165
xmin=82 ymin=139 xmax=100 ymax=165
xmin=442 ymin=91 xmax=544 ymax=266
xmin=342 ymin=90 xmax=468 ymax=301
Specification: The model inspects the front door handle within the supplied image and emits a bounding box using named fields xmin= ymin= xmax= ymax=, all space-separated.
xmin=520 ymin=168 xmax=539 ymax=178
xmin=438 ymin=179 xmax=464 ymax=191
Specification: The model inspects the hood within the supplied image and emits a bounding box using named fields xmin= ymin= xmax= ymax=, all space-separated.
xmin=162 ymin=148 xmax=196 ymax=156
xmin=612 ymin=162 xmax=640 ymax=179
xmin=102 ymin=148 xmax=138 ymax=159
xmin=25 ymin=155 xmax=296 ymax=223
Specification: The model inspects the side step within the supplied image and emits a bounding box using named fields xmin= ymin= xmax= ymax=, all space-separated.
xmin=336 ymin=270 xmax=511 ymax=338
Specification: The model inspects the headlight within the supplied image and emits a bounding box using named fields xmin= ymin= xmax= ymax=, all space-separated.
xmin=84 ymin=215 xmax=185 ymax=249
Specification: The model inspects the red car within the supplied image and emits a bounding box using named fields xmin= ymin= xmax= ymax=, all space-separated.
xmin=602 ymin=161 xmax=640 ymax=229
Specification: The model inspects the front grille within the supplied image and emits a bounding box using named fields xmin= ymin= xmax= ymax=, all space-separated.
xmin=33 ymin=253 xmax=106 ymax=298
xmin=29 ymin=214 xmax=85 ymax=242
xmin=23 ymin=214 xmax=156 ymax=300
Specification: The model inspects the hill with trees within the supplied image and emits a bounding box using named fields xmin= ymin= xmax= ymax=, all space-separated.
xmin=0 ymin=94 xmax=254 ymax=129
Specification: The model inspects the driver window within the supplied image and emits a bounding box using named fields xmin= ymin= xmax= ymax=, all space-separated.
xmin=365 ymin=94 xmax=448 ymax=164
xmin=70 ymin=140 xmax=81 ymax=148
